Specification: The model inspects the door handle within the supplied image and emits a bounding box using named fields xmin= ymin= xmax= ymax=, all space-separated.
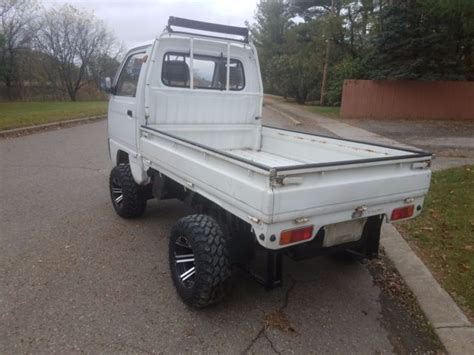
xmin=127 ymin=110 xmax=133 ymax=117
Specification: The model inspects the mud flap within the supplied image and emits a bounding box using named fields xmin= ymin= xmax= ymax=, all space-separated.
xmin=358 ymin=215 xmax=384 ymax=259
xmin=129 ymin=156 xmax=150 ymax=185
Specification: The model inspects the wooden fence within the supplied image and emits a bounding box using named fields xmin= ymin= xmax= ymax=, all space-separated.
xmin=340 ymin=80 xmax=474 ymax=120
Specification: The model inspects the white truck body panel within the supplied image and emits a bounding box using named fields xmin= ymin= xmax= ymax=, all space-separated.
xmin=137 ymin=123 xmax=431 ymax=249
xmin=108 ymin=31 xmax=432 ymax=250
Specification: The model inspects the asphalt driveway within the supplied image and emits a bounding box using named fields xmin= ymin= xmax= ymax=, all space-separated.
xmin=0 ymin=119 xmax=440 ymax=353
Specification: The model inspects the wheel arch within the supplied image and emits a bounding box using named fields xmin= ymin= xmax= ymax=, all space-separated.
xmin=116 ymin=150 xmax=129 ymax=165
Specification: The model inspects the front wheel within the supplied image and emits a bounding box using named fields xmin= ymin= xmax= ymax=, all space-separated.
xmin=109 ymin=164 xmax=147 ymax=218
xmin=169 ymin=214 xmax=231 ymax=308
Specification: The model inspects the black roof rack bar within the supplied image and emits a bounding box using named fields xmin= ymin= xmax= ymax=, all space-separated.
xmin=168 ymin=16 xmax=249 ymax=42
xmin=166 ymin=30 xmax=249 ymax=44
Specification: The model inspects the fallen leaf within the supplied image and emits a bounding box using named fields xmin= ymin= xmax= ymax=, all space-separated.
xmin=264 ymin=310 xmax=296 ymax=333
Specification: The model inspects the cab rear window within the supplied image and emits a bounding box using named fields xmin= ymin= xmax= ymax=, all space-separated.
xmin=162 ymin=52 xmax=245 ymax=90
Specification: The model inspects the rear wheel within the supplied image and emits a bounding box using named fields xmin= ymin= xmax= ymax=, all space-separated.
xmin=169 ymin=214 xmax=231 ymax=308
xmin=109 ymin=164 xmax=147 ymax=218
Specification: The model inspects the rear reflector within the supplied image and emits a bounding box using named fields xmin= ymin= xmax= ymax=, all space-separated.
xmin=391 ymin=205 xmax=414 ymax=221
xmin=280 ymin=226 xmax=314 ymax=245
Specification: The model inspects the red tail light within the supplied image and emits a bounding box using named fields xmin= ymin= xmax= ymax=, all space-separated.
xmin=391 ymin=205 xmax=414 ymax=221
xmin=280 ymin=226 xmax=314 ymax=245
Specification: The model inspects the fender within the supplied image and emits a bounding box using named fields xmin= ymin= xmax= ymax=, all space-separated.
xmin=109 ymin=139 xmax=150 ymax=185
xmin=129 ymin=155 xmax=150 ymax=185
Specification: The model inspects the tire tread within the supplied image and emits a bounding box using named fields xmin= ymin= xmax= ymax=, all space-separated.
xmin=109 ymin=164 xmax=146 ymax=218
xmin=170 ymin=214 xmax=231 ymax=308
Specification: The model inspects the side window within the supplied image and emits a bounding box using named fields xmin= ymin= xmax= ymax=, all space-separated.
xmin=162 ymin=52 xmax=245 ymax=90
xmin=115 ymin=52 xmax=147 ymax=97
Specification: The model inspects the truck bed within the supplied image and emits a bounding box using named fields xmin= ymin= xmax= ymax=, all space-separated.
xmin=144 ymin=124 xmax=428 ymax=171
xmin=227 ymin=127 xmax=418 ymax=169
xmin=226 ymin=149 xmax=305 ymax=167
xmin=139 ymin=124 xmax=432 ymax=249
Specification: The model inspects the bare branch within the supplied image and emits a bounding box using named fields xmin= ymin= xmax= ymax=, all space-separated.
xmin=34 ymin=4 xmax=118 ymax=101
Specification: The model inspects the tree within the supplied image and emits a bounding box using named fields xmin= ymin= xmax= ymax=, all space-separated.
xmin=276 ymin=21 xmax=325 ymax=103
xmin=35 ymin=4 xmax=116 ymax=101
xmin=290 ymin=0 xmax=334 ymax=20
xmin=290 ymin=0 xmax=376 ymax=104
xmin=89 ymin=43 xmax=125 ymax=89
xmin=251 ymin=0 xmax=293 ymax=94
xmin=369 ymin=0 xmax=474 ymax=80
xmin=0 ymin=0 xmax=38 ymax=99
xmin=0 ymin=33 xmax=6 ymax=81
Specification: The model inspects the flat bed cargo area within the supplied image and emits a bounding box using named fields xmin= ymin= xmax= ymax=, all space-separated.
xmin=140 ymin=123 xmax=431 ymax=246
xmin=144 ymin=124 xmax=430 ymax=172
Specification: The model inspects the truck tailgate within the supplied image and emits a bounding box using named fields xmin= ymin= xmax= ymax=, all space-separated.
xmin=258 ymin=127 xmax=432 ymax=222
xmin=271 ymin=161 xmax=431 ymax=222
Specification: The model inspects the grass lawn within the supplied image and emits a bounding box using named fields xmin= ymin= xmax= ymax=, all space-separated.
xmin=398 ymin=165 xmax=474 ymax=319
xmin=0 ymin=101 xmax=108 ymax=130
xmin=305 ymin=105 xmax=340 ymax=119
xmin=264 ymin=94 xmax=340 ymax=119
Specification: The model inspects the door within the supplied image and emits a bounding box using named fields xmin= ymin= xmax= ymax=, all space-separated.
xmin=108 ymin=51 xmax=148 ymax=153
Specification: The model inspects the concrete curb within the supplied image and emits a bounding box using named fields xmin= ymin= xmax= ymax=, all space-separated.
xmin=0 ymin=115 xmax=106 ymax=138
xmin=381 ymin=224 xmax=473 ymax=354
xmin=267 ymin=99 xmax=474 ymax=354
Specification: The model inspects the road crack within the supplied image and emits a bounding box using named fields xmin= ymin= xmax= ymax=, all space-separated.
xmin=242 ymin=326 xmax=265 ymax=354
xmin=242 ymin=276 xmax=300 ymax=354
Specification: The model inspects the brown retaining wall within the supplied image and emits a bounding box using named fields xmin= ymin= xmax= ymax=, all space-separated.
xmin=340 ymin=80 xmax=474 ymax=120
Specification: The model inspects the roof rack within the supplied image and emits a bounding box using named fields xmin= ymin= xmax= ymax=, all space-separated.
xmin=167 ymin=16 xmax=249 ymax=43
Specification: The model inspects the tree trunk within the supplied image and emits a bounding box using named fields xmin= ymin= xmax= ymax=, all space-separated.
xmin=320 ymin=56 xmax=329 ymax=106
xmin=5 ymin=77 xmax=13 ymax=100
xmin=320 ymin=0 xmax=335 ymax=107
xmin=66 ymin=85 xmax=76 ymax=101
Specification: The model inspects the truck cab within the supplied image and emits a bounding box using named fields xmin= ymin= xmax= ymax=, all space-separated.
xmin=108 ymin=18 xmax=263 ymax=187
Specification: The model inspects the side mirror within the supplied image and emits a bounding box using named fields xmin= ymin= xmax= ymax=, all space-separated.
xmin=100 ymin=77 xmax=113 ymax=94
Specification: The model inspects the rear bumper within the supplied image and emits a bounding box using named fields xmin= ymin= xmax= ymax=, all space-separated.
xmin=251 ymin=194 xmax=425 ymax=250
xmin=286 ymin=215 xmax=383 ymax=261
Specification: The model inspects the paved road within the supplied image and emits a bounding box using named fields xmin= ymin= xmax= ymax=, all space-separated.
xmin=1 ymin=119 xmax=439 ymax=354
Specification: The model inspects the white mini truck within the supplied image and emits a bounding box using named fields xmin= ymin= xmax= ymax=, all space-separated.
xmin=104 ymin=17 xmax=432 ymax=308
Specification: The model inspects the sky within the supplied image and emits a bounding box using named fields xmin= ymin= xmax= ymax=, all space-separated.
xmin=42 ymin=0 xmax=259 ymax=49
